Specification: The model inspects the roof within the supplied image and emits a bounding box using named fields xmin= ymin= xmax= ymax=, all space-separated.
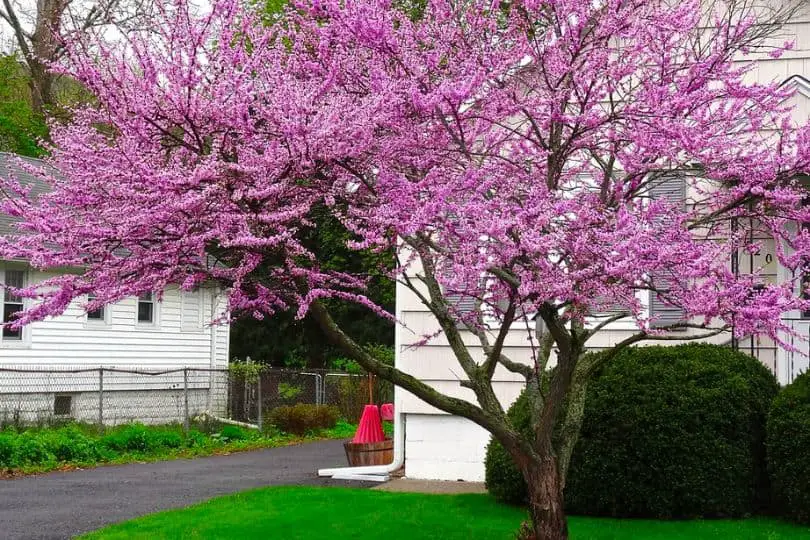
xmin=0 ymin=152 xmax=54 ymax=237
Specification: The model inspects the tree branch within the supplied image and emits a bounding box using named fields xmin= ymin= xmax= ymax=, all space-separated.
xmin=308 ymin=299 xmax=531 ymax=455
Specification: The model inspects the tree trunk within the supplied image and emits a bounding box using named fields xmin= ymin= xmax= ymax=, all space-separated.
xmin=28 ymin=63 xmax=53 ymax=116
xmin=519 ymin=451 xmax=568 ymax=540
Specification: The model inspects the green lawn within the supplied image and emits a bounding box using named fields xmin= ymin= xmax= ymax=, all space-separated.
xmin=80 ymin=486 xmax=810 ymax=540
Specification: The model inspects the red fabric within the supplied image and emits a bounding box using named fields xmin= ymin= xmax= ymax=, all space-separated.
xmin=380 ymin=403 xmax=394 ymax=421
xmin=352 ymin=404 xmax=385 ymax=443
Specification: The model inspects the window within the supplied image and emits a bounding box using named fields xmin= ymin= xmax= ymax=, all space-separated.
xmin=3 ymin=269 xmax=24 ymax=340
xmin=137 ymin=292 xmax=154 ymax=323
xmin=87 ymin=294 xmax=104 ymax=321
xmin=53 ymin=395 xmax=72 ymax=416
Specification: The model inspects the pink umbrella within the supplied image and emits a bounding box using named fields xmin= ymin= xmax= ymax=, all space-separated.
xmin=380 ymin=403 xmax=394 ymax=421
xmin=352 ymin=404 xmax=385 ymax=443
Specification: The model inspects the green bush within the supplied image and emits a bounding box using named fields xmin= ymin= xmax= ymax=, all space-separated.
xmin=15 ymin=433 xmax=55 ymax=466
xmin=767 ymin=370 xmax=810 ymax=524
xmin=218 ymin=425 xmax=248 ymax=441
xmin=484 ymin=390 xmax=532 ymax=505
xmin=40 ymin=428 xmax=101 ymax=463
xmin=566 ymin=344 xmax=778 ymax=519
xmin=185 ymin=430 xmax=208 ymax=448
xmin=0 ymin=433 xmax=17 ymax=467
xmin=269 ymin=404 xmax=339 ymax=435
xmin=101 ymin=424 xmax=183 ymax=453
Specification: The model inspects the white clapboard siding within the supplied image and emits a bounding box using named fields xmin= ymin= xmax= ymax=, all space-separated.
xmin=0 ymin=268 xmax=230 ymax=370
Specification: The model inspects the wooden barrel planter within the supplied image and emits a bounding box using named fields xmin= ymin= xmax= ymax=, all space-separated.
xmin=344 ymin=439 xmax=394 ymax=466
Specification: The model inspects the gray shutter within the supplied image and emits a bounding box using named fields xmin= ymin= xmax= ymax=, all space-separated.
xmin=588 ymin=297 xmax=628 ymax=319
xmin=445 ymin=293 xmax=477 ymax=329
xmin=648 ymin=174 xmax=686 ymax=328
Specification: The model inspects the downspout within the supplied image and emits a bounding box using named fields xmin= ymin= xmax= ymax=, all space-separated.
xmin=318 ymin=280 xmax=406 ymax=482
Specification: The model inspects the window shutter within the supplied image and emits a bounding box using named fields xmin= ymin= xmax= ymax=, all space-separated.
xmin=648 ymin=174 xmax=686 ymax=328
xmin=180 ymin=290 xmax=202 ymax=332
xmin=445 ymin=293 xmax=477 ymax=329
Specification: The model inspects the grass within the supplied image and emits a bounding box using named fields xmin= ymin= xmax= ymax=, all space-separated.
xmin=80 ymin=486 xmax=810 ymax=540
xmin=0 ymin=418 xmax=358 ymax=476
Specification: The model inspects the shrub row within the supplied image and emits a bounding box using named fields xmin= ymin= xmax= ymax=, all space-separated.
xmin=0 ymin=422 xmax=253 ymax=469
xmin=268 ymin=404 xmax=339 ymax=435
xmin=767 ymin=370 xmax=810 ymax=524
xmin=485 ymin=344 xmax=799 ymax=521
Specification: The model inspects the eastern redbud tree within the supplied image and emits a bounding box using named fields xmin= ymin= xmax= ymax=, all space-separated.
xmin=2 ymin=0 xmax=810 ymax=537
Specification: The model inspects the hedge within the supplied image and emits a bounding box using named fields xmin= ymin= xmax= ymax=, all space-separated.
xmin=767 ymin=370 xmax=810 ymax=524
xmin=484 ymin=344 xmax=778 ymax=519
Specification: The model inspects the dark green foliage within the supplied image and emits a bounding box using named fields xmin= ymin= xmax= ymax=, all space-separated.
xmin=484 ymin=390 xmax=532 ymax=505
xmin=230 ymin=205 xmax=394 ymax=368
xmin=268 ymin=404 xmax=340 ymax=435
xmin=767 ymin=371 xmax=810 ymax=524
xmin=566 ymin=344 xmax=778 ymax=519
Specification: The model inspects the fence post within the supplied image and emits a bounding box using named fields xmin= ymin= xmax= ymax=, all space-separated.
xmin=256 ymin=372 xmax=263 ymax=431
xmin=183 ymin=368 xmax=189 ymax=434
xmin=97 ymin=368 xmax=104 ymax=429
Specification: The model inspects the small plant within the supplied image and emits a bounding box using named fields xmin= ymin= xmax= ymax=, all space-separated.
xmin=269 ymin=404 xmax=339 ymax=435
xmin=330 ymin=357 xmax=364 ymax=374
xmin=229 ymin=357 xmax=264 ymax=383
xmin=184 ymin=430 xmax=208 ymax=448
xmin=278 ymin=382 xmax=303 ymax=401
xmin=0 ymin=433 xmax=17 ymax=467
xmin=217 ymin=425 xmax=248 ymax=441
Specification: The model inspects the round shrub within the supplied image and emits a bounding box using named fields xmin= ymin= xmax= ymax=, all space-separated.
xmin=767 ymin=370 xmax=810 ymax=524
xmin=484 ymin=390 xmax=532 ymax=505
xmin=566 ymin=344 xmax=778 ymax=519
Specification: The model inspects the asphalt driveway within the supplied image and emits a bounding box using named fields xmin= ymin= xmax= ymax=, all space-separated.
xmin=0 ymin=439 xmax=370 ymax=540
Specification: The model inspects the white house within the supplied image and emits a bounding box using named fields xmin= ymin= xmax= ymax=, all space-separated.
xmin=0 ymin=152 xmax=230 ymax=426
xmin=392 ymin=8 xmax=810 ymax=483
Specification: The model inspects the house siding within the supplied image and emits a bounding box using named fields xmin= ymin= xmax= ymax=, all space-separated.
xmin=0 ymin=267 xmax=231 ymax=425
xmin=396 ymin=4 xmax=810 ymax=482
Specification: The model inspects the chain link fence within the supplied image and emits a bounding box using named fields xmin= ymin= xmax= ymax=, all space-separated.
xmin=0 ymin=366 xmax=394 ymax=430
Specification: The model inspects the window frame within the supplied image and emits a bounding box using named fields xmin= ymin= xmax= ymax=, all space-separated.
xmin=85 ymin=293 xmax=110 ymax=326
xmin=0 ymin=266 xmax=30 ymax=347
xmin=135 ymin=291 xmax=159 ymax=328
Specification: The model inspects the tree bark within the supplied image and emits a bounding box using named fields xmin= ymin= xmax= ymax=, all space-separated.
xmin=519 ymin=448 xmax=568 ymax=540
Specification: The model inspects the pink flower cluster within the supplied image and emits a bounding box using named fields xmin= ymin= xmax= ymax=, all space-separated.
xmin=1 ymin=0 xmax=809 ymax=347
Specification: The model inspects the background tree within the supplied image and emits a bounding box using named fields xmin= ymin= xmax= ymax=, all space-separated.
xmin=1 ymin=0 xmax=809 ymax=538
xmin=230 ymin=204 xmax=394 ymax=367
xmin=0 ymin=54 xmax=46 ymax=156
xmin=0 ymin=0 xmax=152 ymax=115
